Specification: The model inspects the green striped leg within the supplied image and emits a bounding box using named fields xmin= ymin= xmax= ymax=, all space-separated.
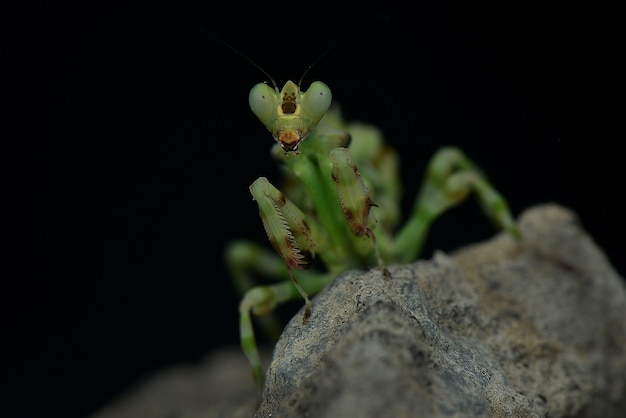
xmin=393 ymin=146 xmax=519 ymax=263
xmin=226 ymin=241 xmax=292 ymax=341
xmin=237 ymin=264 xmax=333 ymax=401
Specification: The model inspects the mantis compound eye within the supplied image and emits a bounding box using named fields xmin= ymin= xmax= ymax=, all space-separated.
xmin=249 ymin=83 xmax=279 ymax=125
xmin=301 ymin=81 xmax=332 ymax=123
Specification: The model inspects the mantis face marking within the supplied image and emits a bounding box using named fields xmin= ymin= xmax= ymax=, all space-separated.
xmin=249 ymin=80 xmax=332 ymax=153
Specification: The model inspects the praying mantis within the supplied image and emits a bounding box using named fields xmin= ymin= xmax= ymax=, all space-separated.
xmin=225 ymin=74 xmax=520 ymax=400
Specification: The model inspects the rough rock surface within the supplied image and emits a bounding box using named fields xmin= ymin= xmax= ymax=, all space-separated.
xmin=93 ymin=204 xmax=626 ymax=418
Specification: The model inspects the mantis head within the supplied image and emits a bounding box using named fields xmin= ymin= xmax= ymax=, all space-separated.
xmin=249 ymin=80 xmax=332 ymax=153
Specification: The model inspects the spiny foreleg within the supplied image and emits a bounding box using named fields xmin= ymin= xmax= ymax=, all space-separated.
xmin=330 ymin=147 xmax=391 ymax=279
xmin=249 ymin=177 xmax=322 ymax=318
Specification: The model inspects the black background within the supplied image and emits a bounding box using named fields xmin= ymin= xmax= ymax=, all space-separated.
xmin=4 ymin=2 xmax=622 ymax=417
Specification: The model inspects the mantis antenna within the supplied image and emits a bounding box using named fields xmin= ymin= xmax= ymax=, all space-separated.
xmin=297 ymin=14 xmax=393 ymax=87
xmin=171 ymin=17 xmax=279 ymax=90
xmin=174 ymin=14 xmax=391 ymax=90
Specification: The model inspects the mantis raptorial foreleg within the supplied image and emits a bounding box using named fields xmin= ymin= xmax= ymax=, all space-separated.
xmin=330 ymin=147 xmax=391 ymax=279
xmin=234 ymin=139 xmax=392 ymax=395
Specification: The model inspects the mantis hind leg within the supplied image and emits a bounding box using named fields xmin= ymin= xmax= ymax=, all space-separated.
xmin=239 ymin=271 xmax=334 ymax=400
xmin=227 ymin=240 xmax=333 ymax=399
xmin=226 ymin=241 xmax=288 ymax=340
xmin=393 ymin=146 xmax=520 ymax=263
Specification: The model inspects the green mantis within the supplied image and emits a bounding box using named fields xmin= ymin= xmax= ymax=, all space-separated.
xmin=226 ymin=77 xmax=520 ymax=400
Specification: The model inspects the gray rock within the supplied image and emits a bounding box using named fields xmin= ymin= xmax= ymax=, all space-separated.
xmin=91 ymin=204 xmax=626 ymax=417
xmin=256 ymin=204 xmax=626 ymax=417
xmin=91 ymin=347 xmax=267 ymax=418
